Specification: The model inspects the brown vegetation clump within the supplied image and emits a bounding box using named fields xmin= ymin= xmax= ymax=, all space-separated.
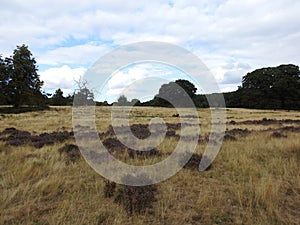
xmin=279 ymin=126 xmax=300 ymax=132
xmin=178 ymin=152 xmax=202 ymax=169
xmin=184 ymin=153 xmax=203 ymax=169
xmin=224 ymin=134 xmax=237 ymax=141
xmin=58 ymin=144 xmax=81 ymax=164
xmin=103 ymin=180 xmax=116 ymax=198
xmin=225 ymin=128 xmax=251 ymax=137
xmin=102 ymin=137 xmax=126 ymax=153
xmin=0 ymin=127 xmax=32 ymax=146
xmin=103 ymin=175 xmax=157 ymax=215
xmin=127 ymin=147 xmax=161 ymax=158
xmin=229 ymin=118 xmax=300 ymax=126
xmin=130 ymin=124 xmax=152 ymax=139
xmin=165 ymin=130 xmax=179 ymax=138
xmin=103 ymin=123 xmax=183 ymax=139
xmin=102 ymin=137 xmax=161 ymax=159
xmin=271 ymin=132 xmax=287 ymax=138
xmin=0 ymin=127 xmax=74 ymax=148
xmin=105 ymin=124 xmax=152 ymax=139
xmin=114 ymin=174 xmax=157 ymax=214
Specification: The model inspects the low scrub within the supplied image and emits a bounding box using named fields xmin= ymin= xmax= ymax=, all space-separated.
xmin=104 ymin=174 xmax=157 ymax=215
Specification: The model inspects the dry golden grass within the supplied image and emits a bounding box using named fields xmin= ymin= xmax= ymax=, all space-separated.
xmin=0 ymin=106 xmax=299 ymax=225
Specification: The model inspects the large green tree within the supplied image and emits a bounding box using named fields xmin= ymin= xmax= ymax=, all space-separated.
xmin=154 ymin=79 xmax=197 ymax=107
xmin=174 ymin=79 xmax=197 ymax=97
xmin=224 ymin=64 xmax=300 ymax=109
xmin=8 ymin=45 xmax=45 ymax=107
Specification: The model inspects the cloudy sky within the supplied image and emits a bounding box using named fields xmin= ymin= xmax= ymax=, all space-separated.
xmin=1 ymin=0 xmax=299 ymax=102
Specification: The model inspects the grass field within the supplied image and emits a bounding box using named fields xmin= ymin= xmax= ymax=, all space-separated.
xmin=0 ymin=107 xmax=299 ymax=225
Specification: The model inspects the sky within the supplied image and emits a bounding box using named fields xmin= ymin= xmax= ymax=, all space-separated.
xmin=1 ymin=0 xmax=300 ymax=102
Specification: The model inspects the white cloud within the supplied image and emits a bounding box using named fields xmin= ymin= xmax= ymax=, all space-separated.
xmin=1 ymin=0 xmax=300 ymax=97
xmin=39 ymin=65 xmax=86 ymax=95
xmin=221 ymin=62 xmax=251 ymax=84
xmin=106 ymin=64 xmax=173 ymax=97
xmin=37 ymin=43 xmax=110 ymax=66
xmin=219 ymin=85 xmax=238 ymax=93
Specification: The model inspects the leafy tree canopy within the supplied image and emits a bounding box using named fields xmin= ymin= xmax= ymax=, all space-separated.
xmin=154 ymin=79 xmax=197 ymax=107
xmin=239 ymin=64 xmax=300 ymax=109
xmin=0 ymin=45 xmax=46 ymax=108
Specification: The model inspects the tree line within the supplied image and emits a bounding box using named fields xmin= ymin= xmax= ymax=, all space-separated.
xmin=1 ymin=45 xmax=299 ymax=110
xmin=115 ymin=65 xmax=300 ymax=110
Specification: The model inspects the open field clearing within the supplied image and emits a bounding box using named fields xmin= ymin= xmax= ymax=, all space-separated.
xmin=0 ymin=107 xmax=299 ymax=225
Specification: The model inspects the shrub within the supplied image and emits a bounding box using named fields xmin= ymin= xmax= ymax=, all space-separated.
xmin=271 ymin=131 xmax=287 ymax=138
xmin=103 ymin=180 xmax=116 ymax=198
xmin=127 ymin=147 xmax=161 ymax=158
xmin=0 ymin=127 xmax=74 ymax=148
xmin=178 ymin=152 xmax=212 ymax=170
xmin=104 ymin=174 xmax=157 ymax=214
xmin=58 ymin=144 xmax=81 ymax=164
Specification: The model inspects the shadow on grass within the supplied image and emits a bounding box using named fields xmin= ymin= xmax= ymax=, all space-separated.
xmin=0 ymin=106 xmax=49 ymax=114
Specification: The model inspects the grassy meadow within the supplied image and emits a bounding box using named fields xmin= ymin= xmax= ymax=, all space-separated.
xmin=0 ymin=107 xmax=299 ymax=225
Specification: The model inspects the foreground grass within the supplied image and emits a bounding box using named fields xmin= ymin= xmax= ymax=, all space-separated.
xmin=0 ymin=107 xmax=299 ymax=225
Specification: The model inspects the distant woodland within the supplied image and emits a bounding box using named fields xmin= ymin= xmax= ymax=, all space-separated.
xmin=1 ymin=45 xmax=300 ymax=110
